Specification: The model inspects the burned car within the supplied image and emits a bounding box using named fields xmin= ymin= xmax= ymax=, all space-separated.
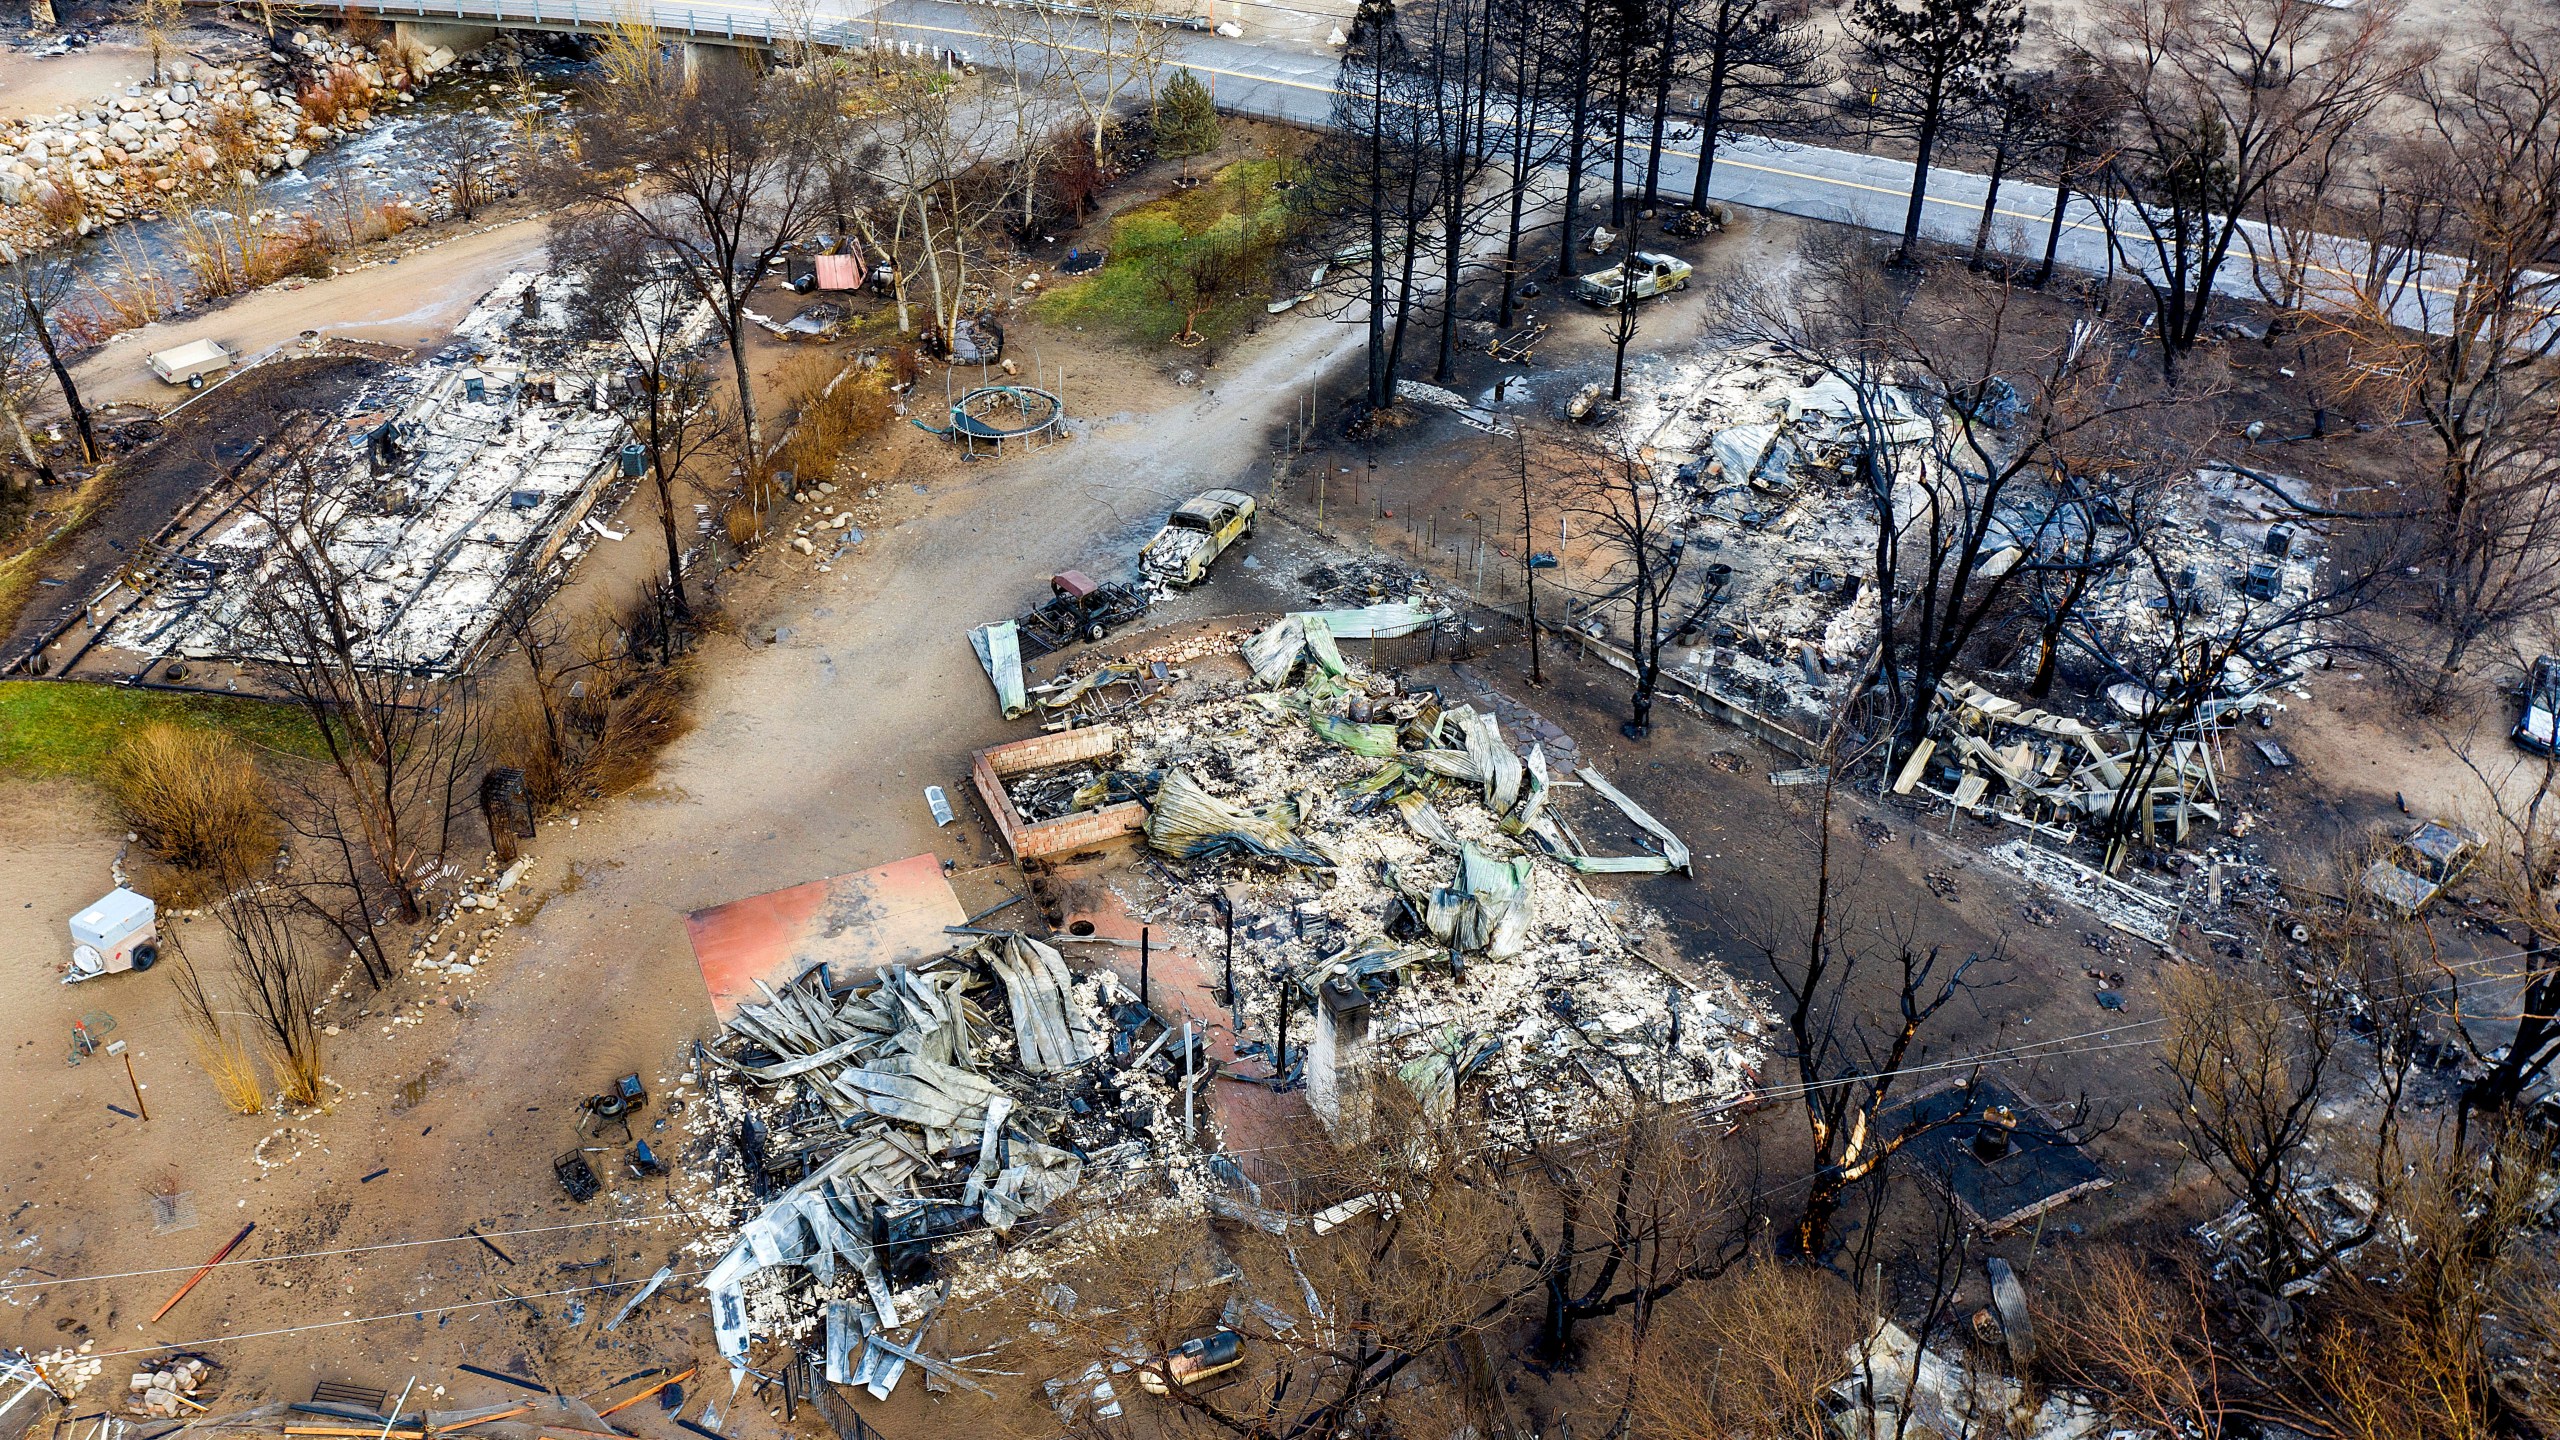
xmin=2361 ymin=821 xmax=2482 ymax=918
xmin=1140 ymin=488 xmax=1256 ymax=588
xmin=2515 ymin=655 xmax=2560 ymax=755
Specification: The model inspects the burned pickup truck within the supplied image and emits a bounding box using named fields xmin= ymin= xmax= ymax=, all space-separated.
xmin=1016 ymin=570 xmax=1149 ymax=655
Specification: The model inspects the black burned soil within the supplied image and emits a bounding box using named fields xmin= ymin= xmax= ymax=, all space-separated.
xmin=1 ymin=355 xmax=386 ymax=674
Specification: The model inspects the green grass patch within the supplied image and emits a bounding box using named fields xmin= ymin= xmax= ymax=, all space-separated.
xmin=1033 ymin=158 xmax=1299 ymax=349
xmin=0 ymin=680 xmax=325 ymax=782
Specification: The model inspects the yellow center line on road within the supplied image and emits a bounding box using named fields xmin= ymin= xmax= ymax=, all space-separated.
xmin=452 ymin=1 xmax=2475 ymax=305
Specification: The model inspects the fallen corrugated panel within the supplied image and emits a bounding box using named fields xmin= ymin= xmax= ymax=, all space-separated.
xmin=968 ymin=621 xmax=1030 ymax=719
xmin=1576 ymin=768 xmax=1694 ymax=876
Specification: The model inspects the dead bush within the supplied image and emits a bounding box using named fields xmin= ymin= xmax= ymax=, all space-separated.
xmin=106 ymin=723 xmax=277 ymax=898
xmin=31 ymin=180 xmax=86 ymax=237
xmin=297 ymin=65 xmax=369 ymax=128
xmin=494 ymin=593 xmax=700 ymax=811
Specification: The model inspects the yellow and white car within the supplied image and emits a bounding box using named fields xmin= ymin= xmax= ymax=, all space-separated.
xmin=1140 ymin=488 xmax=1256 ymax=588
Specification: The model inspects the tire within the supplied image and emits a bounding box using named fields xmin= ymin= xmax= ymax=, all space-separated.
xmin=1083 ymin=620 xmax=1107 ymax=643
xmin=129 ymin=942 xmax=159 ymax=973
xmin=188 ymin=376 xmax=204 ymax=390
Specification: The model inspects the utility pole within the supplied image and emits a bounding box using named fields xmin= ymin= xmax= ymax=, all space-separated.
xmin=1519 ymin=432 xmax=1542 ymax=685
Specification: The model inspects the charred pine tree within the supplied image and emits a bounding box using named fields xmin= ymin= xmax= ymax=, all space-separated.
xmin=1310 ymin=0 xmax=1439 ymax=411
xmin=1679 ymin=0 xmax=1834 ymax=216
xmin=1417 ymin=0 xmax=1505 ymax=383
xmin=1847 ymin=0 xmax=2023 ymax=266
xmin=1491 ymin=0 xmax=1576 ymax=327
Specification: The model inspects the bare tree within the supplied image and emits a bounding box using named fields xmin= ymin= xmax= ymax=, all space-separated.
xmin=557 ymin=216 xmax=733 ymax=617
xmin=235 ymin=448 xmax=489 ymax=935
xmin=0 ymin=304 xmax=58 ymax=491
xmin=136 ymin=0 xmax=184 ymax=84
xmin=2045 ymin=1249 xmax=2240 ymax=1438
xmin=551 ymin=46 xmax=832 ymax=463
xmin=987 ymin=1 xmax=1183 ymax=169
xmin=1628 ymin=1255 xmax=1858 ymax=1439
xmin=209 ymin=888 xmax=326 ymax=1105
xmin=2439 ymin=743 xmax=2560 ymax=1130
xmin=1605 ymin=227 xmax=1644 ymax=400
xmin=1505 ymin=1097 xmax=1746 ymax=1361
xmin=0 ymin=242 xmax=97 ymax=463
xmin=2080 ymin=0 xmax=2423 ymax=375
xmin=2319 ymin=15 xmax=2560 ymax=684
xmin=425 ymin=111 xmax=509 ymax=223
xmin=2163 ymin=962 xmax=2411 ymax=1302
xmin=863 ymin=61 xmax=1028 ymax=342
xmin=1491 ymin=0 xmax=1568 ymax=328
xmin=1559 ymin=442 xmax=1700 ymax=738
xmin=2085 ymin=509 xmax=2394 ymax=869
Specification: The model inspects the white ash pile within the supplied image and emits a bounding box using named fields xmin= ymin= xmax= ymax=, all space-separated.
xmin=103 ymin=269 xmax=682 ymax=675
xmin=1583 ymin=348 xmax=1938 ymax=726
xmin=1108 ymin=617 xmax=1767 ymax=1140
xmin=126 ymin=1356 xmax=211 ymax=1417
xmin=688 ymin=933 xmax=1213 ymax=1393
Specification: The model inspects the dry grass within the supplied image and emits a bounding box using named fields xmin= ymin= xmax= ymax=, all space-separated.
xmin=297 ymin=65 xmax=371 ymax=129
xmin=104 ymin=722 xmax=278 ymax=900
xmin=31 ymin=180 xmax=87 ymax=237
xmin=770 ymin=354 xmax=896 ymax=487
xmin=267 ymin=1040 xmax=325 ymax=1108
xmin=170 ymin=198 xmax=343 ymax=299
xmin=165 ymin=937 xmax=271 ymax=1115
xmin=83 ymin=230 xmax=179 ymax=332
xmin=191 ymin=1031 xmax=268 ymax=1114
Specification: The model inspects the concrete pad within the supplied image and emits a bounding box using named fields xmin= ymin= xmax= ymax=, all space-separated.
xmin=685 ymin=852 xmax=965 ymax=1021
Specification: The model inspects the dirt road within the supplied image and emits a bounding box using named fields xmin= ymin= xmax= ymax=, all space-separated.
xmin=0 ymin=295 xmax=1364 ymax=1418
xmin=72 ymin=219 xmax=551 ymax=411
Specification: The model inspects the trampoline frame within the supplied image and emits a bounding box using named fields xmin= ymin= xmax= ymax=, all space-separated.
xmin=913 ymin=383 xmax=1065 ymax=456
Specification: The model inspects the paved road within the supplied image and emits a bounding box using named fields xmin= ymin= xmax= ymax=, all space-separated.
xmin=331 ymin=0 xmax=2471 ymax=328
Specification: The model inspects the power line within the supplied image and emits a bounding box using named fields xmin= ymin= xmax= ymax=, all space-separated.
xmin=0 ymin=1214 xmax=690 ymax=1296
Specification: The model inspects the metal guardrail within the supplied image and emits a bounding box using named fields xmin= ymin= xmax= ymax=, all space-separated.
xmin=298 ymin=0 xmax=1204 ymax=46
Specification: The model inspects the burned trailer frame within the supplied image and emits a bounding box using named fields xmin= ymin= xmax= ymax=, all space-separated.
xmin=1016 ymin=571 xmax=1150 ymax=656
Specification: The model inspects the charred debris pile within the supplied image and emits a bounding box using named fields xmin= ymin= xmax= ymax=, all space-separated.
xmin=688 ymin=930 xmax=1212 ymax=1397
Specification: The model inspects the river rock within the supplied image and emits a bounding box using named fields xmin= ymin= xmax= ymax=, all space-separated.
xmin=285 ymin=146 xmax=309 ymax=167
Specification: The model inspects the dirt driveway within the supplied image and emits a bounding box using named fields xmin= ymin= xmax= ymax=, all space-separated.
xmin=0 ymin=298 xmax=1365 ymax=1422
xmin=70 ymin=220 xmax=552 ymax=413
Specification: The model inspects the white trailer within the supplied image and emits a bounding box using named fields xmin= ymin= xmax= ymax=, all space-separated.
xmin=147 ymin=338 xmax=234 ymax=389
xmin=67 ymin=887 xmax=160 ymax=981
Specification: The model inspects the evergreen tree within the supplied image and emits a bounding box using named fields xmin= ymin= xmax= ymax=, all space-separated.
xmin=1155 ymin=67 xmax=1222 ymax=158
